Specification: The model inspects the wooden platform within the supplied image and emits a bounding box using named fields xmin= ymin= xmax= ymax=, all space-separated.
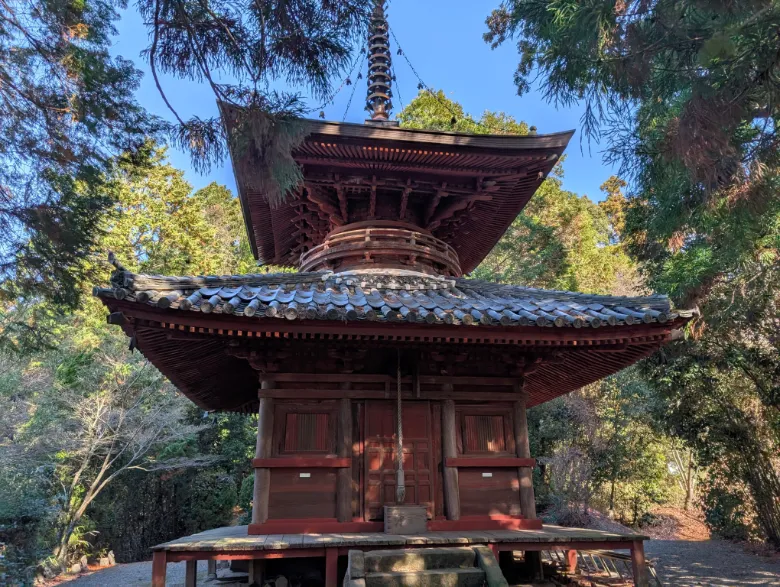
xmin=154 ymin=524 xmax=648 ymax=552
xmin=150 ymin=525 xmax=651 ymax=587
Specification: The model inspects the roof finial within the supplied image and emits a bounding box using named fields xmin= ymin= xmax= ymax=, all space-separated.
xmin=366 ymin=1 xmax=393 ymax=122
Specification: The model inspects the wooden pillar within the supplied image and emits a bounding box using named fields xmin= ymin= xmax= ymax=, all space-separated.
xmin=565 ymin=550 xmax=578 ymax=574
xmin=248 ymin=559 xmax=265 ymax=587
xmin=185 ymin=560 xmax=197 ymax=587
xmin=513 ymin=388 xmax=536 ymax=520
xmin=207 ymin=559 xmax=217 ymax=580
xmin=514 ymin=385 xmax=540 ymax=577
xmin=631 ymin=540 xmax=649 ymax=587
xmin=337 ymin=389 xmax=353 ymax=522
xmin=151 ymin=551 xmax=167 ymax=587
xmin=325 ymin=548 xmax=338 ymax=587
xmin=441 ymin=397 xmax=460 ymax=520
xmin=252 ymin=384 xmax=275 ymax=526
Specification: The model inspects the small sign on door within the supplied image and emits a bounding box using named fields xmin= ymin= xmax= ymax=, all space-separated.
xmin=299 ymin=472 xmax=311 ymax=478
xmin=482 ymin=472 xmax=493 ymax=478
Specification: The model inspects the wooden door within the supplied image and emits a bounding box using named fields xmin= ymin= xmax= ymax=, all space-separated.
xmin=364 ymin=401 xmax=434 ymax=521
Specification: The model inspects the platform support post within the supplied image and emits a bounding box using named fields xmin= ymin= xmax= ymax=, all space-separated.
xmin=442 ymin=397 xmax=460 ymax=520
xmin=337 ymin=392 xmax=353 ymax=522
xmin=252 ymin=386 xmax=275 ymax=525
xmin=185 ymin=560 xmax=197 ymax=587
xmin=207 ymin=559 xmax=217 ymax=580
xmin=248 ymin=559 xmax=265 ymax=586
xmin=631 ymin=540 xmax=649 ymax=587
xmin=325 ymin=548 xmax=338 ymax=587
xmin=565 ymin=550 xmax=578 ymax=574
xmin=151 ymin=550 xmax=167 ymax=587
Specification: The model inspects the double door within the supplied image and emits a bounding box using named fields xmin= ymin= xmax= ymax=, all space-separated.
xmin=364 ymin=401 xmax=434 ymax=520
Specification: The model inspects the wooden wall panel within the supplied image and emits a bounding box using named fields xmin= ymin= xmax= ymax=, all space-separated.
xmin=458 ymin=469 xmax=521 ymax=517
xmin=268 ymin=469 xmax=337 ymax=519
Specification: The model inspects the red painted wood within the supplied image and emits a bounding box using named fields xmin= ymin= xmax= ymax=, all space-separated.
xmin=565 ymin=550 xmax=578 ymax=573
xmin=252 ymin=457 xmax=350 ymax=468
xmin=268 ymin=469 xmax=337 ymax=519
xmin=631 ymin=540 xmax=649 ymax=586
xmin=365 ymin=401 xmax=433 ymax=520
xmin=248 ymin=520 xmax=384 ymax=534
xmin=445 ymin=457 xmax=536 ymax=468
xmin=325 ymin=549 xmax=338 ymax=587
xmin=166 ymin=548 xmax=327 ymax=562
xmin=151 ymin=551 xmax=167 ymax=587
xmin=427 ymin=516 xmax=543 ymax=531
xmin=492 ymin=540 xmax=637 ymax=552
xmin=458 ymin=468 xmax=522 ymax=517
xmin=463 ymin=415 xmax=506 ymax=452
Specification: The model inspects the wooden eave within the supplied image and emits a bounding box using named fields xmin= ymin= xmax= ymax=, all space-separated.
xmin=222 ymin=108 xmax=574 ymax=273
xmin=100 ymin=296 xmax=686 ymax=413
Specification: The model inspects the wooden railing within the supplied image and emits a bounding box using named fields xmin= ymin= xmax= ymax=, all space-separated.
xmin=299 ymin=222 xmax=462 ymax=276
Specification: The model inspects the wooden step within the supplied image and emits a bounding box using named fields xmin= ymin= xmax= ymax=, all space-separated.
xmin=364 ymin=568 xmax=486 ymax=587
xmin=364 ymin=548 xmax=477 ymax=573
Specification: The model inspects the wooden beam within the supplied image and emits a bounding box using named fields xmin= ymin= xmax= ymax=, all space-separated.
xmin=337 ymin=390 xmax=353 ymax=522
xmin=445 ymin=457 xmax=535 ymax=468
xmin=252 ymin=388 xmax=274 ymax=525
xmin=256 ymin=389 xmax=523 ymax=401
xmin=441 ymin=397 xmax=460 ymax=520
xmin=251 ymin=457 xmax=350 ymax=468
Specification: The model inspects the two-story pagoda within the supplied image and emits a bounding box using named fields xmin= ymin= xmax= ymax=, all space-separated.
xmin=95 ymin=5 xmax=687 ymax=586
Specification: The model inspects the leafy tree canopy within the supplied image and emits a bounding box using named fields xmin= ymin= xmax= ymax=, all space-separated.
xmin=485 ymin=0 xmax=780 ymax=307
xmin=398 ymin=90 xmax=638 ymax=295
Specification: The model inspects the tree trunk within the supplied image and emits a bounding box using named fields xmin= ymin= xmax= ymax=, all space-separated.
xmin=683 ymin=453 xmax=696 ymax=511
xmin=608 ymin=476 xmax=616 ymax=518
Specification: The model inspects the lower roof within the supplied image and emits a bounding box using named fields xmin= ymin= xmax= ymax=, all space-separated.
xmin=95 ymin=268 xmax=690 ymax=412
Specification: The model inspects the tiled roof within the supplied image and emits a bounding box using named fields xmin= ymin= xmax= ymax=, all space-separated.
xmin=94 ymin=268 xmax=689 ymax=329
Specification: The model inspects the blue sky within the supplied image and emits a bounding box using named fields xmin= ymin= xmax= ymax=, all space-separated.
xmin=112 ymin=0 xmax=616 ymax=201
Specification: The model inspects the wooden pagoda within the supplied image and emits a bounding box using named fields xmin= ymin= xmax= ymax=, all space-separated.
xmin=95 ymin=4 xmax=688 ymax=586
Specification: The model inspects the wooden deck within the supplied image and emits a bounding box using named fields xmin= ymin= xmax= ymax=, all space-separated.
xmin=151 ymin=525 xmax=651 ymax=587
xmin=154 ymin=524 xmax=648 ymax=552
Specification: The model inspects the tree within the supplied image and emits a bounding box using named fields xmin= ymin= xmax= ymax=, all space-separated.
xmin=486 ymin=0 xmax=780 ymax=545
xmin=0 ymin=146 xmax=258 ymax=569
xmin=137 ymin=0 xmax=372 ymax=203
xmin=0 ymin=0 xmax=156 ymax=321
xmin=0 ymin=336 xmax=208 ymax=563
xmin=397 ymin=89 xmax=529 ymax=135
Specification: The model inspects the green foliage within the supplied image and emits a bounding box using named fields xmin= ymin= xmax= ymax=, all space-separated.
xmin=487 ymin=0 xmax=780 ymax=544
xmin=0 ymin=0 xmax=157 ymax=320
xmin=136 ymin=0 xmax=371 ymax=201
xmin=397 ymin=89 xmax=529 ymax=135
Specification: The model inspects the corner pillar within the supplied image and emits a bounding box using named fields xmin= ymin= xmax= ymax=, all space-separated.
xmin=252 ymin=382 xmax=275 ymax=526
xmin=513 ymin=385 xmax=536 ymax=520
xmin=441 ymin=396 xmax=460 ymax=520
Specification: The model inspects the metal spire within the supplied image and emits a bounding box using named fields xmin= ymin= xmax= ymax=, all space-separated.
xmin=366 ymin=1 xmax=393 ymax=121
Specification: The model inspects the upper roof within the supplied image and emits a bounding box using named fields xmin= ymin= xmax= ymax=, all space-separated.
xmin=223 ymin=112 xmax=574 ymax=274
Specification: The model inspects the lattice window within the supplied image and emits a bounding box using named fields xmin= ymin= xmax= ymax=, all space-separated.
xmin=463 ymin=415 xmax=506 ymax=453
xmin=283 ymin=413 xmax=330 ymax=453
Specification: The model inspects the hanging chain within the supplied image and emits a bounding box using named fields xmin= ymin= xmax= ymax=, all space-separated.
xmin=396 ymin=349 xmax=405 ymax=504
